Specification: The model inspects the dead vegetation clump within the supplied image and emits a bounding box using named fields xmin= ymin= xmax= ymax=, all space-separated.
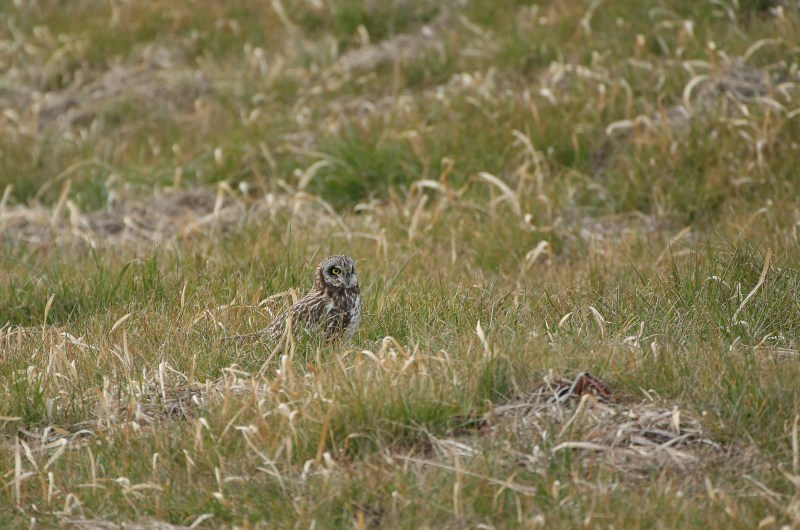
xmin=2 ymin=42 xmax=210 ymax=135
xmin=599 ymin=58 xmax=799 ymax=165
xmin=32 ymin=58 xmax=211 ymax=132
xmin=60 ymin=517 xmax=195 ymax=530
xmin=0 ymin=186 xmax=353 ymax=248
xmin=331 ymin=3 xmax=453 ymax=74
xmin=420 ymin=372 xmax=725 ymax=478
xmin=0 ymin=187 xmax=250 ymax=247
xmin=557 ymin=212 xmax=675 ymax=258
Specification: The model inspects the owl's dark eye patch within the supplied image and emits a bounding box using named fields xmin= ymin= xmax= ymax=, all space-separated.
xmin=330 ymin=267 xmax=341 ymax=275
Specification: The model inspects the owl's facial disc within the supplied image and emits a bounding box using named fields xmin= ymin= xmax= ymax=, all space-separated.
xmin=328 ymin=262 xmax=357 ymax=288
xmin=319 ymin=256 xmax=358 ymax=289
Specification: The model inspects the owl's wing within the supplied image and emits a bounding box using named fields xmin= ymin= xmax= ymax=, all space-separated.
xmin=260 ymin=292 xmax=329 ymax=344
xmin=289 ymin=293 xmax=330 ymax=326
xmin=259 ymin=307 xmax=288 ymax=344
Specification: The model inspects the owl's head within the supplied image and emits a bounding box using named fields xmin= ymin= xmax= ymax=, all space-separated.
xmin=316 ymin=255 xmax=358 ymax=290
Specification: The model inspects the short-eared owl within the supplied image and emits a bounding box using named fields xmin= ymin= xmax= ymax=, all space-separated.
xmin=261 ymin=255 xmax=361 ymax=344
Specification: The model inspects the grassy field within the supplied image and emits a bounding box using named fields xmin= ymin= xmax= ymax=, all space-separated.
xmin=1 ymin=0 xmax=800 ymax=527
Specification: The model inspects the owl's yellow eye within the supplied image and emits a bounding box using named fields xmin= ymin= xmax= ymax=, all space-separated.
xmin=331 ymin=267 xmax=341 ymax=275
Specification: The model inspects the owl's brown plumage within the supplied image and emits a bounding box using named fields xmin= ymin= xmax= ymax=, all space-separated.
xmin=260 ymin=255 xmax=361 ymax=345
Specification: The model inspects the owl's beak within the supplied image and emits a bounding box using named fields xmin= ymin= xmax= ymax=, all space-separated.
xmin=346 ymin=273 xmax=357 ymax=288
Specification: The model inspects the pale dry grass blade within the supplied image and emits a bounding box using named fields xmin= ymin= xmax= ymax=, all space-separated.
xmin=732 ymin=248 xmax=772 ymax=325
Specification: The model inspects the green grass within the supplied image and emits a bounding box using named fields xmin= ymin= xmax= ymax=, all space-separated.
xmin=2 ymin=0 xmax=800 ymax=527
xmin=294 ymin=0 xmax=440 ymax=50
